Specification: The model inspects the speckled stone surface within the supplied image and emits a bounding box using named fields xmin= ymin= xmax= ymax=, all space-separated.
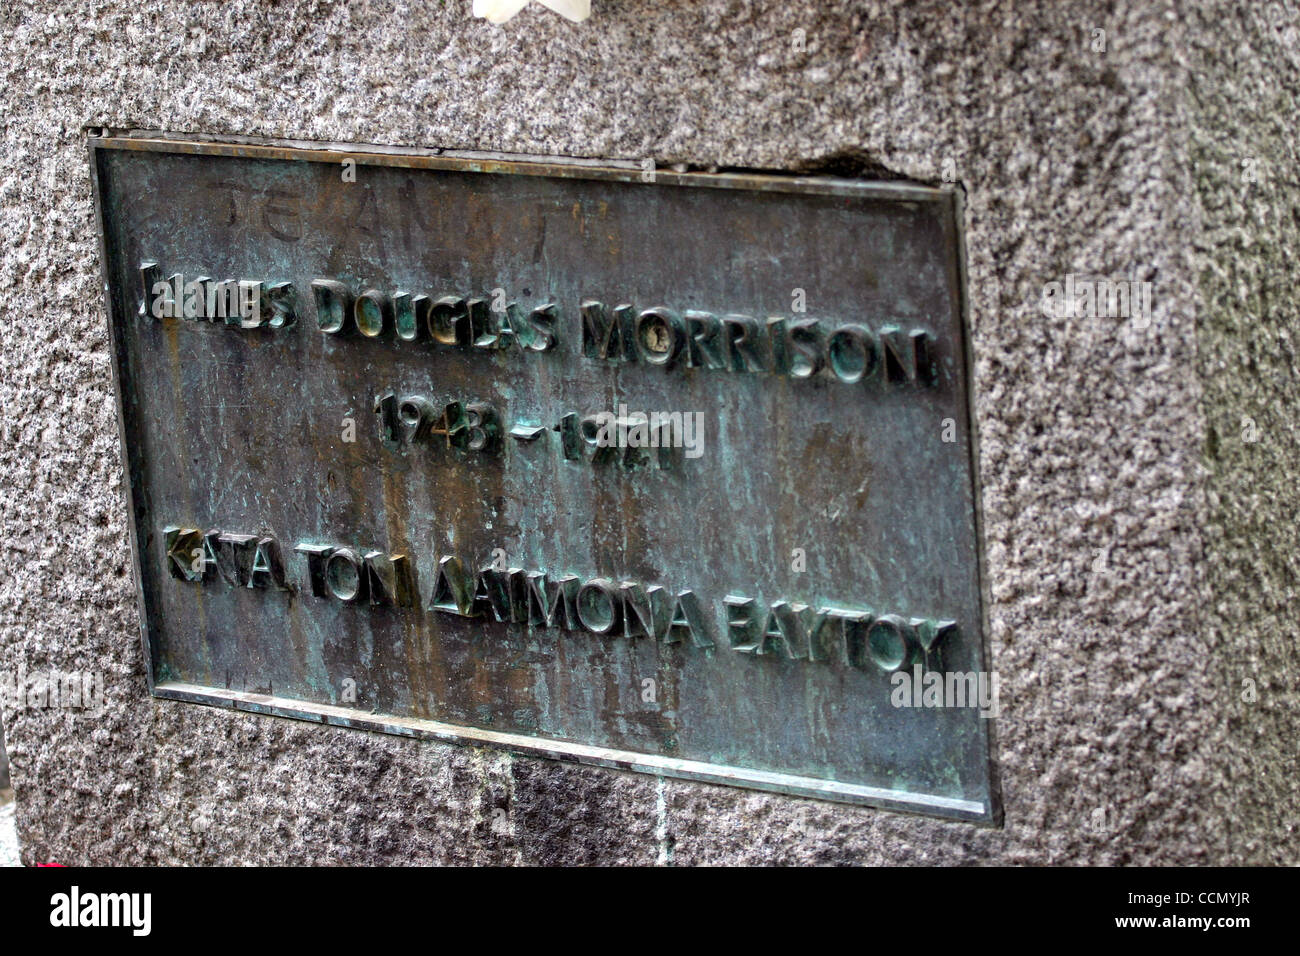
xmin=0 ymin=716 xmax=9 ymax=791
xmin=0 ymin=799 xmax=19 ymax=868
xmin=1186 ymin=4 xmax=1300 ymax=865
xmin=0 ymin=0 xmax=1295 ymax=865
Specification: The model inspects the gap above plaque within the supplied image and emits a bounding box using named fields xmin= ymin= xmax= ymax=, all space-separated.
xmin=90 ymin=132 xmax=996 ymax=823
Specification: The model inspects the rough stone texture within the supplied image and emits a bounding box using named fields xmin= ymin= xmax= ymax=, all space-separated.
xmin=1 ymin=800 xmax=19 ymax=868
xmin=0 ymin=0 xmax=1295 ymax=864
xmin=1188 ymin=6 xmax=1300 ymax=864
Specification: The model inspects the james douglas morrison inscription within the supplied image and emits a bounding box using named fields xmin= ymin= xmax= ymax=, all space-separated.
xmin=91 ymin=134 xmax=995 ymax=821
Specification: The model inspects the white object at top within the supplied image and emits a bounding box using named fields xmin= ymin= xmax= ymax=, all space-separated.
xmin=473 ymin=0 xmax=591 ymax=23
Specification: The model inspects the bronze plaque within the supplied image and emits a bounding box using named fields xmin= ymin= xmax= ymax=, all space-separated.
xmin=91 ymin=134 xmax=996 ymax=821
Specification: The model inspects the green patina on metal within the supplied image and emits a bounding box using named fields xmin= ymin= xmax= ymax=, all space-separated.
xmin=90 ymin=132 xmax=997 ymax=822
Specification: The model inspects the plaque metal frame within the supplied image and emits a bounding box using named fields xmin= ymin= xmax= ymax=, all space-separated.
xmin=89 ymin=131 xmax=998 ymax=824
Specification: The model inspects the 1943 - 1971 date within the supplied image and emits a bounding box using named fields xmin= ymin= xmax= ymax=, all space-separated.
xmin=372 ymin=391 xmax=698 ymax=468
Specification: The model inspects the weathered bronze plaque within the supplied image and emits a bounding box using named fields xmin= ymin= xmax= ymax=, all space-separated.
xmin=91 ymin=134 xmax=996 ymax=821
